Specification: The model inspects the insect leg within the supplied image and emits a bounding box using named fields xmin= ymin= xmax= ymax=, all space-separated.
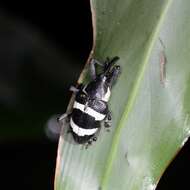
xmin=106 ymin=65 xmax=121 ymax=88
xmin=85 ymin=138 xmax=93 ymax=149
xmin=69 ymin=83 xmax=85 ymax=93
xmin=104 ymin=56 xmax=120 ymax=73
xmin=107 ymin=111 xmax=112 ymax=121
xmin=85 ymin=129 xmax=100 ymax=148
xmin=69 ymin=86 xmax=79 ymax=93
xmin=58 ymin=113 xmax=68 ymax=122
xmin=58 ymin=112 xmax=72 ymax=123
xmin=92 ymin=136 xmax=97 ymax=141
xmin=93 ymin=126 xmax=101 ymax=140
xmin=58 ymin=113 xmax=72 ymax=135
xmin=90 ymin=58 xmax=103 ymax=80
xmin=104 ymin=111 xmax=112 ymax=130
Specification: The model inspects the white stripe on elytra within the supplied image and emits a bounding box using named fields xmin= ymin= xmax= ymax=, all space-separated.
xmin=70 ymin=118 xmax=98 ymax=136
xmin=73 ymin=101 xmax=106 ymax=121
xmin=102 ymin=87 xmax=111 ymax=102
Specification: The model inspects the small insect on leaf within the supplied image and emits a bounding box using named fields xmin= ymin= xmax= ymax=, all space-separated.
xmin=59 ymin=57 xmax=120 ymax=147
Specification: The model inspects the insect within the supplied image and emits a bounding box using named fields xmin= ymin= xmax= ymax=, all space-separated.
xmin=59 ymin=56 xmax=121 ymax=146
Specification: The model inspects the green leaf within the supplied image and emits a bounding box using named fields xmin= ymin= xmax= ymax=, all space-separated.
xmin=54 ymin=0 xmax=190 ymax=190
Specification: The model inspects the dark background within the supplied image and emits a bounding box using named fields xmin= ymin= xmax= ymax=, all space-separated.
xmin=0 ymin=1 xmax=189 ymax=190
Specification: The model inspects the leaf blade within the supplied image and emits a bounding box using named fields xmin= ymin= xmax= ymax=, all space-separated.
xmin=54 ymin=0 xmax=190 ymax=190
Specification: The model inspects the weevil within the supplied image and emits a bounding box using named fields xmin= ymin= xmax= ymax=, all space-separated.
xmin=59 ymin=56 xmax=121 ymax=146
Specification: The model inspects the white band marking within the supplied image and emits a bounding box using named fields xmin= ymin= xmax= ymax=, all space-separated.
xmin=73 ymin=101 xmax=106 ymax=121
xmin=102 ymin=87 xmax=111 ymax=102
xmin=70 ymin=118 xmax=98 ymax=136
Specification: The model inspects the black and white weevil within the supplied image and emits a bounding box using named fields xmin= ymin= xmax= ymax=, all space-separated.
xmin=59 ymin=56 xmax=121 ymax=145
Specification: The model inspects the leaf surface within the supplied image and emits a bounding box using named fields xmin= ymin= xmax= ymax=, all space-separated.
xmin=55 ymin=0 xmax=190 ymax=189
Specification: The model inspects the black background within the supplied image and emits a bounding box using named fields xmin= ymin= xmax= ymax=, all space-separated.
xmin=0 ymin=1 xmax=189 ymax=190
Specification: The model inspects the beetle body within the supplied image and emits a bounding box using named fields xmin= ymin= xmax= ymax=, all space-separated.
xmin=60 ymin=57 xmax=120 ymax=145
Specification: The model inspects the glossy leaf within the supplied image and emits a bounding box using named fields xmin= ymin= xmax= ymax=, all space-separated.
xmin=55 ymin=0 xmax=190 ymax=189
